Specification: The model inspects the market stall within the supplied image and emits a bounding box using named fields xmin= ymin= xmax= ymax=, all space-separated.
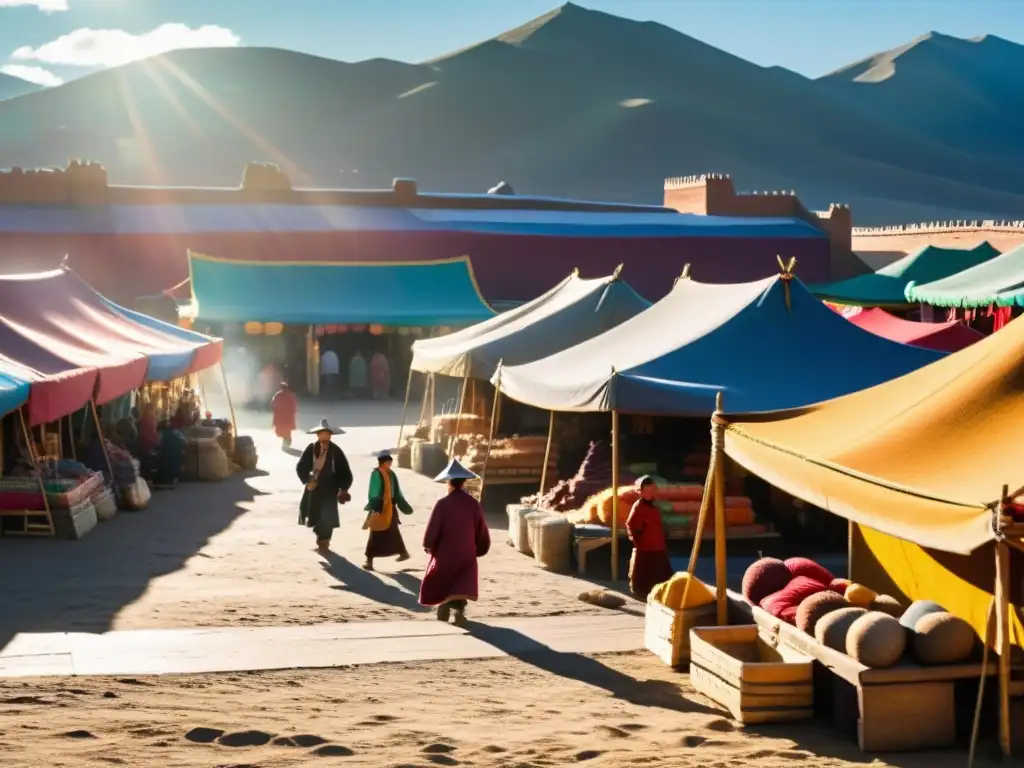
xmin=692 ymin=310 xmax=1024 ymax=756
xmin=493 ymin=263 xmax=945 ymax=578
xmin=403 ymin=267 xmax=649 ymax=485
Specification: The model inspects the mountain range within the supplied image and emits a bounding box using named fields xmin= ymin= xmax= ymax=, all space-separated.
xmin=0 ymin=3 xmax=1022 ymax=225
xmin=0 ymin=72 xmax=42 ymax=101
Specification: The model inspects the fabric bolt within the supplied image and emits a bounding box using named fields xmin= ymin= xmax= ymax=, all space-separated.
xmin=411 ymin=270 xmax=649 ymax=379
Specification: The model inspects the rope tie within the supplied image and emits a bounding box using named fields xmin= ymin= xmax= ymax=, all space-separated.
xmin=777 ymin=255 xmax=798 ymax=313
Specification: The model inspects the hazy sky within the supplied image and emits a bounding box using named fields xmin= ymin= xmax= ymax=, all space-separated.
xmin=1 ymin=0 xmax=1020 ymax=87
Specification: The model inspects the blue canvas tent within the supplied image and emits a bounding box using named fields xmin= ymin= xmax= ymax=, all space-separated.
xmin=185 ymin=250 xmax=495 ymax=326
xmin=0 ymin=365 xmax=29 ymax=417
xmin=410 ymin=268 xmax=650 ymax=379
xmin=494 ymin=275 xmax=945 ymax=415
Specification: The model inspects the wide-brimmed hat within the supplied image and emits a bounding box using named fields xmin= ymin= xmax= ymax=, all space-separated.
xmin=306 ymin=418 xmax=345 ymax=435
xmin=376 ymin=449 xmax=393 ymax=462
xmin=433 ymin=458 xmax=479 ymax=483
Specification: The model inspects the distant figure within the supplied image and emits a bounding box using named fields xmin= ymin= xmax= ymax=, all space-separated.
xmin=137 ymin=403 xmax=159 ymax=455
xmin=625 ymin=475 xmax=673 ymax=600
xmin=297 ymin=419 xmax=353 ymax=553
xmin=320 ymin=348 xmax=340 ymax=399
xmin=271 ymin=382 xmax=298 ymax=449
xmin=348 ymin=351 xmax=368 ymax=396
xmin=362 ymin=450 xmax=413 ymax=571
xmin=419 ymin=459 xmax=491 ymax=626
xmin=370 ymin=352 xmax=391 ymax=400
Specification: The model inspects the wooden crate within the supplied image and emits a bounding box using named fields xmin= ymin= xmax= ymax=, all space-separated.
xmin=689 ymin=625 xmax=814 ymax=724
xmin=644 ymin=598 xmax=718 ymax=667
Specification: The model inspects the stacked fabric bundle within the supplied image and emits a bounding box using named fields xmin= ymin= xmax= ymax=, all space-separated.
xmin=463 ymin=435 xmax=557 ymax=480
xmin=523 ymin=440 xmax=619 ymax=511
xmin=741 ymin=557 xmax=977 ymax=669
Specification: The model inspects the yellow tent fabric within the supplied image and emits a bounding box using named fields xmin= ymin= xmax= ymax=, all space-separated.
xmin=722 ymin=313 xmax=1024 ymax=556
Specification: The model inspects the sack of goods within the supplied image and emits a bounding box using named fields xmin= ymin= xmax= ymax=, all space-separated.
xmin=91 ymin=487 xmax=118 ymax=521
xmin=181 ymin=438 xmax=236 ymax=482
xmin=524 ymin=440 xmax=629 ymax=512
xmin=234 ymin=435 xmax=259 ymax=470
xmin=463 ymin=435 xmax=557 ymax=479
xmin=118 ymin=476 xmax=152 ymax=511
xmin=431 ymin=414 xmax=486 ymax=445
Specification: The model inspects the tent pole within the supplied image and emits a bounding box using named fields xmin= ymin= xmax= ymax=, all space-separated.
xmin=19 ymin=407 xmax=54 ymax=537
xmin=712 ymin=391 xmax=728 ymax=625
xmin=847 ymin=521 xmax=854 ymax=580
xmin=478 ymin=364 xmax=502 ymax=506
xmin=219 ymin=362 xmax=238 ymax=441
xmin=396 ymin=366 xmax=414 ymax=448
xmin=67 ymin=415 xmax=76 ymax=461
xmin=968 ymin=597 xmax=996 ymax=768
xmin=428 ymin=373 xmax=436 ymax=436
xmin=89 ymin=400 xmax=115 ymax=487
xmin=450 ymin=367 xmax=471 ymax=457
xmin=611 ymin=408 xmax=621 ymax=582
xmin=539 ymin=410 xmax=555 ymax=499
xmin=679 ymin=439 xmax=718 ymax=611
xmin=995 ymin=485 xmax=1012 ymax=758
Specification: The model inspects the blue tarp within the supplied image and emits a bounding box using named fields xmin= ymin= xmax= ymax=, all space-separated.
xmin=187 ymin=251 xmax=496 ymax=326
xmin=495 ymin=275 xmax=944 ymax=415
xmin=101 ymin=297 xmax=221 ymax=381
xmin=0 ymin=366 xmax=29 ymax=417
xmin=0 ymin=204 xmax=827 ymax=239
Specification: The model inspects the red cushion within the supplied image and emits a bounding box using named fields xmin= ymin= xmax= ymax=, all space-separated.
xmin=830 ymin=578 xmax=852 ymax=593
xmin=785 ymin=557 xmax=835 ymax=586
xmin=760 ymin=576 xmax=828 ymax=624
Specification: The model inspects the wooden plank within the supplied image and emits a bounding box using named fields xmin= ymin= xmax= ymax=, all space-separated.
xmin=691 ymin=665 xmax=813 ymax=724
xmin=690 ymin=645 xmax=812 ymax=691
xmin=857 ymin=682 xmax=955 ymax=752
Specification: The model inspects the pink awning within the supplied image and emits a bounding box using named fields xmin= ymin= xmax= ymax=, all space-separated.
xmin=847 ymin=308 xmax=984 ymax=353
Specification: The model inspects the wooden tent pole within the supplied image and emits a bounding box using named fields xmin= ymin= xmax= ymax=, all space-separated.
xmin=968 ymin=597 xmax=996 ymax=768
xmin=89 ymin=401 xmax=115 ymax=486
xmin=712 ymin=391 xmax=728 ymax=625
xmin=396 ymin=366 xmax=414 ymax=447
xmin=995 ymin=484 xmax=1012 ymax=758
xmin=680 ymin=435 xmax=719 ymax=611
xmin=428 ymin=373 xmax=436 ymax=427
xmin=478 ymin=364 xmax=502 ymax=505
xmin=611 ymin=408 xmax=621 ymax=582
xmin=19 ymin=407 xmax=54 ymax=537
xmin=219 ymin=362 xmax=238 ymax=439
xmin=539 ymin=410 xmax=555 ymax=498
xmin=450 ymin=367 xmax=471 ymax=457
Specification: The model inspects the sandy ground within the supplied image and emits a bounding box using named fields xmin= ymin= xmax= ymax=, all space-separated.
xmin=0 ymin=401 xmax=1007 ymax=767
xmin=0 ymin=651 xmax=1003 ymax=768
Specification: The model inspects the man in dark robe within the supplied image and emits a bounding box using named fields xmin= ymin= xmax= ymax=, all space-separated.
xmin=625 ymin=475 xmax=673 ymax=599
xmin=297 ymin=419 xmax=353 ymax=553
xmin=418 ymin=459 xmax=491 ymax=626
xmin=362 ymin=450 xmax=412 ymax=570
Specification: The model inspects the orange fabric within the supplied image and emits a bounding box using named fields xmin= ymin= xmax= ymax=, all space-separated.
xmin=367 ymin=470 xmax=394 ymax=533
xmin=721 ymin=313 xmax=1024 ymax=554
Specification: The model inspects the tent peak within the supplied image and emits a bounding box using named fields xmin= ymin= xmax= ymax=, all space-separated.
xmin=776 ymin=255 xmax=798 ymax=278
xmin=673 ymin=263 xmax=692 ymax=287
xmin=612 ymin=263 xmax=624 ymax=279
xmin=572 ymin=266 xmax=580 ymax=276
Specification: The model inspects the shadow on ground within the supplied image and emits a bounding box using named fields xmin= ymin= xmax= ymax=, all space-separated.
xmin=322 ymin=550 xmax=427 ymax=615
xmin=0 ymin=469 xmax=267 ymax=655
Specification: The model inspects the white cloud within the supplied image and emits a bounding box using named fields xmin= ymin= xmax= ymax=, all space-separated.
xmin=0 ymin=0 xmax=69 ymax=11
xmin=10 ymin=22 xmax=241 ymax=68
xmin=1 ymin=63 xmax=63 ymax=86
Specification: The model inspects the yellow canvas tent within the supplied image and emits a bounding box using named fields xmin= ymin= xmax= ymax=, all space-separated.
xmin=716 ymin=313 xmax=1024 ymax=755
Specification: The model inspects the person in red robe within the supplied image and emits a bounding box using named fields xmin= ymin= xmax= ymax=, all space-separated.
xmin=369 ymin=352 xmax=391 ymax=400
xmin=626 ymin=475 xmax=674 ymax=599
xmin=419 ymin=459 xmax=491 ymax=626
xmin=271 ymin=382 xmax=298 ymax=449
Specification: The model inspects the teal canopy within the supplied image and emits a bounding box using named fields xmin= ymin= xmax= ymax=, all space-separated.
xmin=906 ymin=244 xmax=1024 ymax=308
xmin=812 ymin=242 xmax=1000 ymax=307
xmin=187 ymin=251 xmax=496 ymax=326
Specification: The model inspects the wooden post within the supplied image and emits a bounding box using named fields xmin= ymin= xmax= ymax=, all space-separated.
xmin=680 ymin=448 xmax=718 ymax=611
xmin=848 ymin=520 xmax=854 ymax=580
xmin=18 ymin=407 xmax=54 ymax=536
xmin=478 ymin=363 xmax=502 ymax=505
xmin=89 ymin=400 xmax=115 ymax=486
xmin=219 ymin=362 xmax=238 ymax=442
xmin=611 ymin=408 xmax=621 ymax=582
xmin=539 ymin=410 xmax=555 ymax=498
xmin=428 ymin=373 xmax=436 ymax=437
xmin=449 ymin=367 xmax=471 ymax=456
xmin=995 ymin=485 xmax=1012 ymax=758
xmin=968 ymin=597 xmax=996 ymax=768
xmin=712 ymin=391 xmax=728 ymax=625
xmin=396 ymin=366 xmax=414 ymax=447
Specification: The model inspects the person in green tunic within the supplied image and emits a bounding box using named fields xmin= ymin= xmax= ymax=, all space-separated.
xmin=362 ymin=450 xmax=413 ymax=571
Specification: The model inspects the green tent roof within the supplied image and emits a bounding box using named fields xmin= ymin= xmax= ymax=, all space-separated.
xmin=811 ymin=242 xmax=1000 ymax=307
xmin=906 ymin=244 xmax=1024 ymax=308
